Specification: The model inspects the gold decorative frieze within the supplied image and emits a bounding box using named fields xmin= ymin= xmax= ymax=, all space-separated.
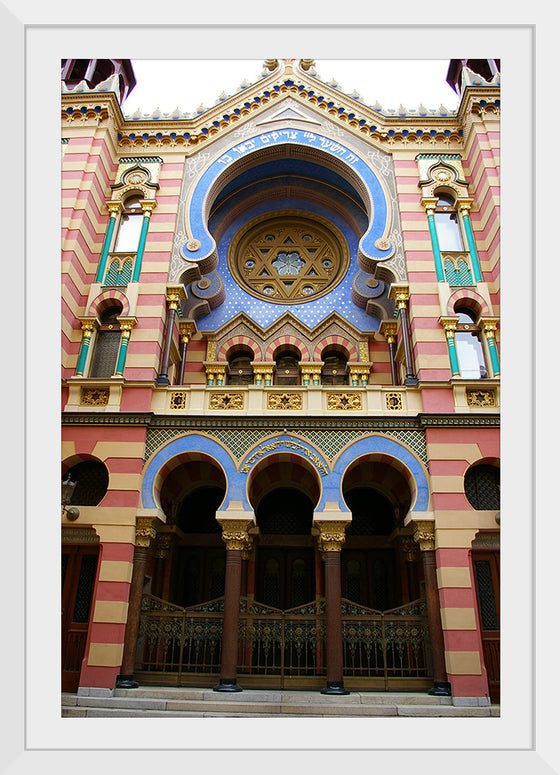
xmin=327 ymin=392 xmax=362 ymax=410
xmin=267 ymin=392 xmax=303 ymax=410
xmin=385 ymin=392 xmax=403 ymax=411
xmin=169 ymin=391 xmax=187 ymax=410
xmin=466 ymin=389 xmax=496 ymax=408
xmin=80 ymin=387 xmax=109 ymax=406
xmin=209 ymin=392 xmax=245 ymax=410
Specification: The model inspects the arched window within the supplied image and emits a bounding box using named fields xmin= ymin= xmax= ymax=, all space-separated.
xmin=321 ymin=349 xmax=348 ymax=385
xmin=434 ymin=193 xmax=464 ymax=251
xmin=62 ymin=460 xmax=109 ymax=506
xmin=274 ymin=350 xmax=300 ymax=385
xmin=227 ymin=350 xmax=254 ymax=385
xmin=89 ymin=305 xmax=122 ymax=378
xmin=465 ymin=464 xmax=500 ymax=510
xmin=114 ymin=195 xmax=144 ymax=253
xmin=455 ymin=307 xmax=488 ymax=379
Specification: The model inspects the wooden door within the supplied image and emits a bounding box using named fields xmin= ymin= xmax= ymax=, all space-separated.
xmin=256 ymin=548 xmax=315 ymax=610
xmin=472 ymin=550 xmax=500 ymax=703
xmin=61 ymin=545 xmax=99 ymax=692
xmin=342 ymin=549 xmax=399 ymax=611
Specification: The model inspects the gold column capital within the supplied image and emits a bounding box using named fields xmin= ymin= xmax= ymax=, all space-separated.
xmin=217 ymin=518 xmax=253 ymax=551
xmin=118 ymin=317 xmax=137 ymax=337
xmin=388 ymin=283 xmax=410 ymax=309
xmin=106 ymin=201 xmax=123 ymax=217
xmin=439 ymin=316 xmax=459 ymax=337
xmin=315 ymin=520 xmax=350 ymax=552
xmin=165 ymin=284 xmax=187 ymax=309
xmin=410 ymin=520 xmax=436 ymax=552
xmin=179 ymin=320 xmax=197 ymax=343
xmin=479 ymin=317 xmax=499 ymax=336
xmin=78 ymin=318 xmax=97 ymax=337
xmin=420 ymin=197 xmax=438 ymax=214
xmin=135 ymin=517 xmax=158 ymax=548
xmin=140 ymin=200 xmax=157 ymax=216
xmin=455 ymin=197 xmax=474 ymax=214
xmin=379 ymin=320 xmax=398 ymax=342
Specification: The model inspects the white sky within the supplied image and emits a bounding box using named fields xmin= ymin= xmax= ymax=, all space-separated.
xmin=122 ymin=59 xmax=460 ymax=117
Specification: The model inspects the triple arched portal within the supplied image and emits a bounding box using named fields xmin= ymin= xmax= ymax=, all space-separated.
xmin=134 ymin=432 xmax=438 ymax=691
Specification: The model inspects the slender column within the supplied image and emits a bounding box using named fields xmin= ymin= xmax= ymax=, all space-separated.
xmin=252 ymin=363 xmax=274 ymax=386
xmin=389 ymin=285 xmax=418 ymax=385
xmin=75 ymin=320 xmax=96 ymax=376
xmin=457 ymin=200 xmax=483 ymax=282
xmin=379 ymin=320 xmax=399 ymax=385
xmin=411 ymin=520 xmax=451 ymax=696
xmin=156 ymin=287 xmax=186 ymax=385
xmin=316 ymin=520 xmax=350 ymax=695
xmin=348 ymin=363 xmax=372 ymax=387
xmin=95 ymin=202 xmax=122 ymax=283
xmin=480 ymin=318 xmax=500 ymax=377
xmin=213 ymin=519 xmax=252 ymax=692
xmin=131 ymin=201 xmax=156 ymax=282
xmin=422 ymin=198 xmax=444 ymax=281
xmin=440 ymin=317 xmax=461 ymax=377
xmin=114 ymin=318 xmax=136 ymax=377
xmin=176 ymin=321 xmax=196 ymax=385
xmin=116 ymin=517 xmax=158 ymax=688
xmin=302 ymin=363 xmax=323 ymax=386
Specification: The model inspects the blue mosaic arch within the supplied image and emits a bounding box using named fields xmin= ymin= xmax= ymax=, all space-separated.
xmin=140 ymin=434 xmax=242 ymax=511
xmin=331 ymin=435 xmax=431 ymax=514
xmin=181 ymin=129 xmax=394 ymax=270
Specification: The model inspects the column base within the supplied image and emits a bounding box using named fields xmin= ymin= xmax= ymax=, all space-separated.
xmin=115 ymin=674 xmax=139 ymax=689
xmin=404 ymin=376 xmax=419 ymax=386
xmin=213 ymin=678 xmax=243 ymax=692
xmin=320 ymin=681 xmax=350 ymax=695
xmin=428 ymin=681 xmax=452 ymax=696
xmin=155 ymin=375 xmax=170 ymax=385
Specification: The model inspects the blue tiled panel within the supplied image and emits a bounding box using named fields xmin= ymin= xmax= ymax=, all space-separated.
xmin=197 ymin=197 xmax=379 ymax=332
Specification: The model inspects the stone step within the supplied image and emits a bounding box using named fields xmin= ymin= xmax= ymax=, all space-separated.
xmin=112 ymin=687 xmax=443 ymax=705
xmin=62 ymin=690 xmax=499 ymax=718
xmin=62 ymin=704 xmax=499 ymax=718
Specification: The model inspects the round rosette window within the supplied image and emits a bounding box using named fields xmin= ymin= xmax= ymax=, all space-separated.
xmin=228 ymin=211 xmax=350 ymax=304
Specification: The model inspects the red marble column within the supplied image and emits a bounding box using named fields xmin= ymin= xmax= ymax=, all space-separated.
xmin=317 ymin=521 xmax=350 ymax=695
xmin=116 ymin=518 xmax=157 ymax=688
xmin=412 ymin=520 xmax=451 ymax=696
xmin=214 ymin=519 xmax=252 ymax=692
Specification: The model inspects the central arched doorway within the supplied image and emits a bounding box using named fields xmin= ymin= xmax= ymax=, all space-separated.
xmin=255 ymin=486 xmax=315 ymax=610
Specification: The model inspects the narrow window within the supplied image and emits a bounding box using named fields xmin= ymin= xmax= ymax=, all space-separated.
xmin=455 ymin=308 xmax=488 ymax=379
xmin=89 ymin=305 xmax=122 ymax=378
xmin=434 ymin=193 xmax=464 ymax=251
xmin=114 ymin=195 xmax=144 ymax=253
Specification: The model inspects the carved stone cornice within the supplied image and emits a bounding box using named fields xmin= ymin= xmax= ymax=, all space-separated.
xmin=315 ymin=520 xmax=350 ymax=552
xmin=410 ymin=520 xmax=435 ymax=552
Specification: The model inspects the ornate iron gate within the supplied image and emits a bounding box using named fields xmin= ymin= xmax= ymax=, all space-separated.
xmin=136 ymin=594 xmax=432 ymax=689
